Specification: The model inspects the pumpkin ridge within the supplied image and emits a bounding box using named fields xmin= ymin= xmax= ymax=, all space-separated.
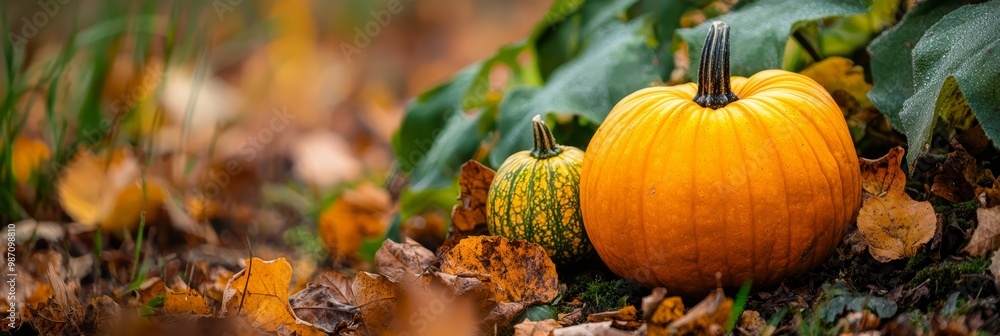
xmin=755 ymin=88 xmax=851 ymax=233
xmin=619 ymin=99 xmax=661 ymax=285
xmin=502 ymin=157 xmax=530 ymax=237
xmin=689 ymin=108 xmax=709 ymax=286
xmin=523 ymin=161 xmax=542 ymax=241
xmin=740 ymin=98 xmax=794 ymax=283
xmin=723 ymin=106 xmax=754 ymax=286
xmin=639 ymin=98 xmax=686 ymax=286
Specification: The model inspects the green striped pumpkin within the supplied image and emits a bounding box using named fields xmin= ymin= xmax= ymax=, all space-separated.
xmin=486 ymin=115 xmax=593 ymax=264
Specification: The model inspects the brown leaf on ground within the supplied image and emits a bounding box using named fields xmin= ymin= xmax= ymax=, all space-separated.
xmin=137 ymin=278 xmax=165 ymax=304
xmin=737 ymin=310 xmax=767 ymax=336
xmin=81 ymin=296 xmax=121 ymax=336
xmin=375 ymin=238 xmax=436 ymax=281
xmin=288 ymin=283 xmax=359 ymax=333
xmin=976 ymin=178 xmax=1000 ymax=208
xmin=164 ymin=288 xmax=212 ymax=315
xmin=964 ymin=207 xmax=1000 ymax=256
xmin=665 ymin=288 xmax=733 ymax=336
xmin=442 ymin=161 xmax=496 ymax=253
xmin=931 ymin=142 xmax=994 ymax=203
xmin=392 ymin=272 xmax=482 ymax=336
xmin=859 ymin=147 xmax=906 ymax=197
xmin=646 ymin=294 xmax=685 ymax=336
xmin=858 ymin=191 xmax=937 ymax=262
xmin=318 ymin=183 xmax=392 ymax=259
xmin=26 ymin=284 xmax=53 ymax=308
xmin=559 ymin=307 xmax=584 ymax=326
xmin=25 ymin=298 xmax=78 ymax=335
xmin=352 ymin=272 xmax=397 ymax=336
xmin=313 ymin=271 xmax=355 ymax=304
xmin=587 ymin=306 xmax=637 ymax=322
xmin=440 ymin=236 xmax=558 ymax=326
xmin=515 ymin=319 xmax=561 ymax=336
xmin=219 ymin=258 xmax=325 ymax=336
xmin=57 ymin=148 xmax=167 ymax=233
xmin=858 ymin=148 xmax=937 ymax=262
xmin=552 ymin=321 xmax=639 ymax=336
xmin=452 ymin=160 xmax=495 ymax=231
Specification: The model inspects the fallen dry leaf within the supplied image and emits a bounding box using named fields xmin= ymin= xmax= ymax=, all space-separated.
xmin=587 ymin=306 xmax=637 ymax=322
xmin=737 ymin=310 xmax=767 ymax=336
xmin=515 ymin=319 xmax=562 ymax=336
xmin=451 ymin=160 xmax=495 ymax=232
xmin=858 ymin=191 xmax=937 ymax=262
xmin=288 ymin=283 xmax=359 ymax=333
xmin=665 ymin=288 xmax=732 ymax=336
xmin=81 ymin=296 xmax=121 ymax=335
xmin=930 ymin=142 xmax=994 ymax=203
xmin=440 ymin=236 xmax=558 ymax=324
xmin=352 ymin=272 xmax=397 ymax=336
xmin=646 ymin=296 xmax=685 ymax=335
xmin=219 ymin=258 xmax=325 ymax=336
xmin=859 ymin=147 xmax=906 ymax=197
xmin=964 ymin=206 xmax=1000 ymax=256
xmin=857 ymin=148 xmax=937 ymax=262
xmin=375 ymin=238 xmax=436 ymax=281
xmin=11 ymin=136 xmax=51 ymax=182
xmin=313 ymin=271 xmax=355 ymax=304
xmin=552 ymin=321 xmax=638 ymax=336
xmin=57 ymin=148 xmax=166 ymax=233
xmin=164 ymin=288 xmax=212 ymax=315
xmin=318 ymin=183 xmax=392 ymax=259
xmin=442 ymin=160 xmax=496 ymax=253
xmin=391 ymin=272 xmax=482 ymax=336
xmin=976 ymin=178 xmax=1000 ymax=208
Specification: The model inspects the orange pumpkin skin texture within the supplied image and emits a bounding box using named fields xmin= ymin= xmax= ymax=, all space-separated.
xmin=580 ymin=22 xmax=861 ymax=297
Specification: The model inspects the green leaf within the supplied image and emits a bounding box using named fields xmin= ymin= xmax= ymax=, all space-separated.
xmin=897 ymin=0 xmax=1000 ymax=165
xmin=867 ymin=0 xmax=965 ymax=131
xmin=819 ymin=0 xmax=901 ymax=57
xmin=534 ymin=0 xmax=641 ymax=80
xmin=677 ymin=0 xmax=871 ymax=80
xmin=489 ymin=20 xmax=661 ymax=167
xmin=408 ymin=110 xmax=490 ymax=191
xmin=393 ymin=65 xmax=484 ymax=173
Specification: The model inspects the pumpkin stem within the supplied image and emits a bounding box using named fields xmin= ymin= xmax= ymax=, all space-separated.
xmin=531 ymin=115 xmax=562 ymax=159
xmin=693 ymin=21 xmax=739 ymax=109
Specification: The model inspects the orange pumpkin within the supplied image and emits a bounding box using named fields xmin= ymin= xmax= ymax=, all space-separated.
xmin=580 ymin=22 xmax=861 ymax=296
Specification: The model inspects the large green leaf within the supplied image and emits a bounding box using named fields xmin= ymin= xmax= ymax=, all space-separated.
xmin=897 ymin=0 xmax=1000 ymax=165
xmin=866 ymin=0 xmax=966 ymax=131
xmin=677 ymin=0 xmax=872 ymax=80
xmin=489 ymin=20 xmax=661 ymax=167
xmin=393 ymin=64 xmax=484 ymax=173
xmin=534 ymin=0 xmax=641 ymax=80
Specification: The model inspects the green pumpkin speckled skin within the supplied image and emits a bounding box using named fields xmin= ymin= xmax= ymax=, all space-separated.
xmin=486 ymin=115 xmax=594 ymax=264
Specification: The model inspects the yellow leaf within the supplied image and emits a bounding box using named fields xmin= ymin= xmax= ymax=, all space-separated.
xmin=102 ymin=182 xmax=167 ymax=233
xmin=440 ymin=235 xmax=558 ymax=326
xmin=665 ymin=288 xmax=733 ymax=335
xmin=318 ymin=183 xmax=391 ymax=258
xmin=164 ymin=288 xmax=212 ymax=315
xmin=57 ymin=149 xmax=139 ymax=228
xmin=800 ymin=57 xmax=873 ymax=109
xmin=964 ymin=206 xmax=1000 ymax=256
xmin=351 ymin=272 xmax=397 ymax=336
xmin=858 ymin=191 xmax=936 ymax=262
xmin=11 ymin=136 xmax=51 ymax=182
xmin=859 ymin=146 xmax=906 ymax=197
xmin=220 ymin=258 xmax=324 ymax=336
